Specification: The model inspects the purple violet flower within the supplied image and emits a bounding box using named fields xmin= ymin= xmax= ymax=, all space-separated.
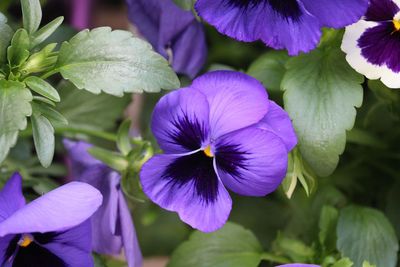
xmin=195 ymin=0 xmax=369 ymax=55
xmin=126 ymin=0 xmax=207 ymax=78
xmin=342 ymin=0 xmax=400 ymax=89
xmin=63 ymin=140 xmax=143 ymax=267
xmin=140 ymin=70 xmax=297 ymax=232
xmin=0 ymin=173 xmax=102 ymax=267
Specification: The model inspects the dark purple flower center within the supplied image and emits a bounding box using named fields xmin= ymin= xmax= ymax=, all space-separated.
xmin=3 ymin=233 xmax=66 ymax=267
xmin=358 ymin=21 xmax=400 ymax=73
xmin=226 ymin=0 xmax=302 ymax=20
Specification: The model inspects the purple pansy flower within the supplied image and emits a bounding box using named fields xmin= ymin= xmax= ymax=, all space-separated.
xmin=140 ymin=71 xmax=297 ymax=232
xmin=126 ymin=0 xmax=207 ymax=78
xmin=64 ymin=140 xmax=142 ymax=267
xmin=277 ymin=265 xmax=320 ymax=267
xmin=195 ymin=0 xmax=369 ymax=55
xmin=0 ymin=173 xmax=102 ymax=267
xmin=342 ymin=0 xmax=400 ymax=89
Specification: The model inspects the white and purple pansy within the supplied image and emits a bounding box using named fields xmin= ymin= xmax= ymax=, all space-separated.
xmin=0 ymin=173 xmax=103 ymax=267
xmin=342 ymin=0 xmax=400 ymax=89
xmin=140 ymin=71 xmax=297 ymax=232
xmin=195 ymin=0 xmax=369 ymax=55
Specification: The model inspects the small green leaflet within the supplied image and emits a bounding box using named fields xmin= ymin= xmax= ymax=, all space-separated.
xmin=282 ymin=40 xmax=363 ymax=177
xmin=25 ymin=76 xmax=60 ymax=102
xmin=55 ymin=27 xmax=180 ymax=96
xmin=21 ymin=0 xmax=42 ymax=34
xmin=0 ymin=13 xmax=13 ymax=63
xmin=30 ymin=16 xmax=64 ymax=48
xmin=0 ymin=80 xmax=32 ymax=163
xmin=7 ymin=29 xmax=30 ymax=67
xmin=168 ymin=223 xmax=263 ymax=267
xmin=31 ymin=113 xmax=55 ymax=168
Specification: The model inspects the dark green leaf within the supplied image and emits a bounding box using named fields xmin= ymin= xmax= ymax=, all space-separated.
xmin=31 ymin=16 xmax=63 ymax=48
xmin=272 ymin=233 xmax=315 ymax=262
xmin=31 ymin=113 xmax=55 ymax=168
xmin=337 ymin=206 xmax=398 ymax=267
xmin=282 ymin=42 xmax=363 ymax=177
xmin=247 ymin=50 xmax=289 ymax=92
xmin=319 ymin=205 xmax=339 ymax=252
xmin=25 ymin=76 xmax=60 ymax=102
xmin=21 ymin=0 xmax=42 ymax=34
xmin=0 ymin=80 xmax=32 ymax=163
xmin=168 ymin=222 xmax=263 ymax=267
xmin=56 ymin=27 xmax=180 ymax=96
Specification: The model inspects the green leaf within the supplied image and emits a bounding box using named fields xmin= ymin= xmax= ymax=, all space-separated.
xmin=30 ymin=16 xmax=63 ymax=48
xmin=319 ymin=205 xmax=339 ymax=252
xmin=0 ymin=14 xmax=13 ymax=63
xmin=0 ymin=80 xmax=32 ymax=163
xmin=55 ymin=27 xmax=180 ymax=96
xmin=172 ymin=0 xmax=195 ymax=10
xmin=32 ymin=101 xmax=68 ymax=125
xmin=56 ymin=81 xmax=130 ymax=131
xmin=117 ymin=119 xmax=132 ymax=156
xmin=337 ymin=206 xmax=398 ymax=267
xmin=25 ymin=76 xmax=60 ymax=102
xmin=362 ymin=261 xmax=376 ymax=267
xmin=247 ymin=50 xmax=289 ymax=92
xmin=21 ymin=0 xmax=42 ymax=34
xmin=272 ymin=233 xmax=315 ymax=262
xmin=31 ymin=113 xmax=55 ymax=168
xmin=7 ymin=29 xmax=30 ymax=67
xmin=168 ymin=222 xmax=263 ymax=267
xmin=88 ymin=147 xmax=128 ymax=172
xmin=332 ymin=258 xmax=354 ymax=267
xmin=282 ymin=43 xmax=363 ymax=177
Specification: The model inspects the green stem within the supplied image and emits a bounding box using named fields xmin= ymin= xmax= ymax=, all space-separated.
xmin=260 ymin=253 xmax=291 ymax=264
xmin=55 ymin=127 xmax=117 ymax=142
xmin=40 ymin=69 xmax=59 ymax=80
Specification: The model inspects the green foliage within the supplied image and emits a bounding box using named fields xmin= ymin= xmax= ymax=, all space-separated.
xmin=337 ymin=206 xmax=398 ymax=267
xmin=55 ymin=27 xmax=180 ymax=96
xmin=168 ymin=223 xmax=263 ymax=267
xmin=282 ymin=32 xmax=364 ymax=177
xmin=0 ymin=13 xmax=12 ymax=63
xmin=25 ymin=76 xmax=60 ymax=102
xmin=21 ymin=0 xmax=42 ymax=34
xmin=8 ymin=29 xmax=30 ymax=68
xmin=319 ymin=206 xmax=339 ymax=254
xmin=31 ymin=112 xmax=54 ymax=167
xmin=30 ymin=16 xmax=64 ymax=48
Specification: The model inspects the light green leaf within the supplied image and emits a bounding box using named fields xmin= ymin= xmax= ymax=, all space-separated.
xmin=362 ymin=261 xmax=376 ymax=267
xmin=31 ymin=113 xmax=55 ymax=168
xmin=332 ymin=258 xmax=354 ymax=267
xmin=25 ymin=76 xmax=60 ymax=102
xmin=319 ymin=205 xmax=338 ymax=252
xmin=0 ymin=14 xmax=13 ymax=63
xmin=55 ymin=27 xmax=180 ymax=96
xmin=0 ymin=80 xmax=32 ymax=163
xmin=168 ymin=222 xmax=263 ymax=267
xmin=89 ymin=147 xmax=128 ymax=172
xmin=282 ymin=45 xmax=363 ymax=177
xmin=21 ymin=0 xmax=42 ymax=34
xmin=56 ymin=81 xmax=130 ymax=131
xmin=337 ymin=206 xmax=398 ymax=267
xmin=32 ymin=101 xmax=68 ymax=125
xmin=272 ymin=233 xmax=315 ymax=262
xmin=173 ymin=0 xmax=195 ymax=10
xmin=7 ymin=29 xmax=30 ymax=67
xmin=31 ymin=16 xmax=63 ymax=48
xmin=247 ymin=50 xmax=289 ymax=92
xmin=117 ymin=119 xmax=132 ymax=156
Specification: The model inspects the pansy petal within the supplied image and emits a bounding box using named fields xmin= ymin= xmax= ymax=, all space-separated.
xmin=215 ymin=127 xmax=288 ymax=196
xmin=195 ymin=0 xmax=321 ymax=55
xmin=258 ymin=101 xmax=297 ymax=152
xmin=190 ymin=71 xmax=269 ymax=139
xmin=0 ymin=182 xmax=102 ymax=237
xmin=342 ymin=20 xmax=400 ymax=88
xmin=0 ymin=173 xmax=25 ymax=223
xmin=38 ymin=220 xmax=94 ymax=267
xmin=0 ymin=234 xmax=16 ymax=265
xmin=152 ymin=88 xmax=210 ymax=153
xmin=301 ymin=0 xmax=368 ymax=28
xmin=365 ymin=0 xmax=400 ymax=21
xmin=79 ymin=166 xmax=122 ymax=254
xmin=171 ymin=21 xmax=207 ymax=78
xmin=118 ymin=191 xmax=143 ymax=267
xmin=140 ymin=154 xmax=232 ymax=232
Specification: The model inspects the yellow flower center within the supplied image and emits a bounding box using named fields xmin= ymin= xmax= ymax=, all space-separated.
xmin=393 ymin=19 xmax=400 ymax=32
xmin=203 ymin=145 xmax=213 ymax=157
xmin=18 ymin=234 xmax=34 ymax=248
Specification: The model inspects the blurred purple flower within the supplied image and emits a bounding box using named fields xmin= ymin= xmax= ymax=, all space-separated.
xmin=0 ymin=173 xmax=102 ymax=267
xmin=126 ymin=0 xmax=207 ymax=78
xmin=71 ymin=0 xmax=93 ymax=30
xmin=64 ymin=140 xmax=142 ymax=267
xmin=140 ymin=71 xmax=297 ymax=232
xmin=277 ymin=264 xmax=320 ymax=267
xmin=342 ymin=0 xmax=400 ymax=88
xmin=195 ymin=0 xmax=369 ymax=55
